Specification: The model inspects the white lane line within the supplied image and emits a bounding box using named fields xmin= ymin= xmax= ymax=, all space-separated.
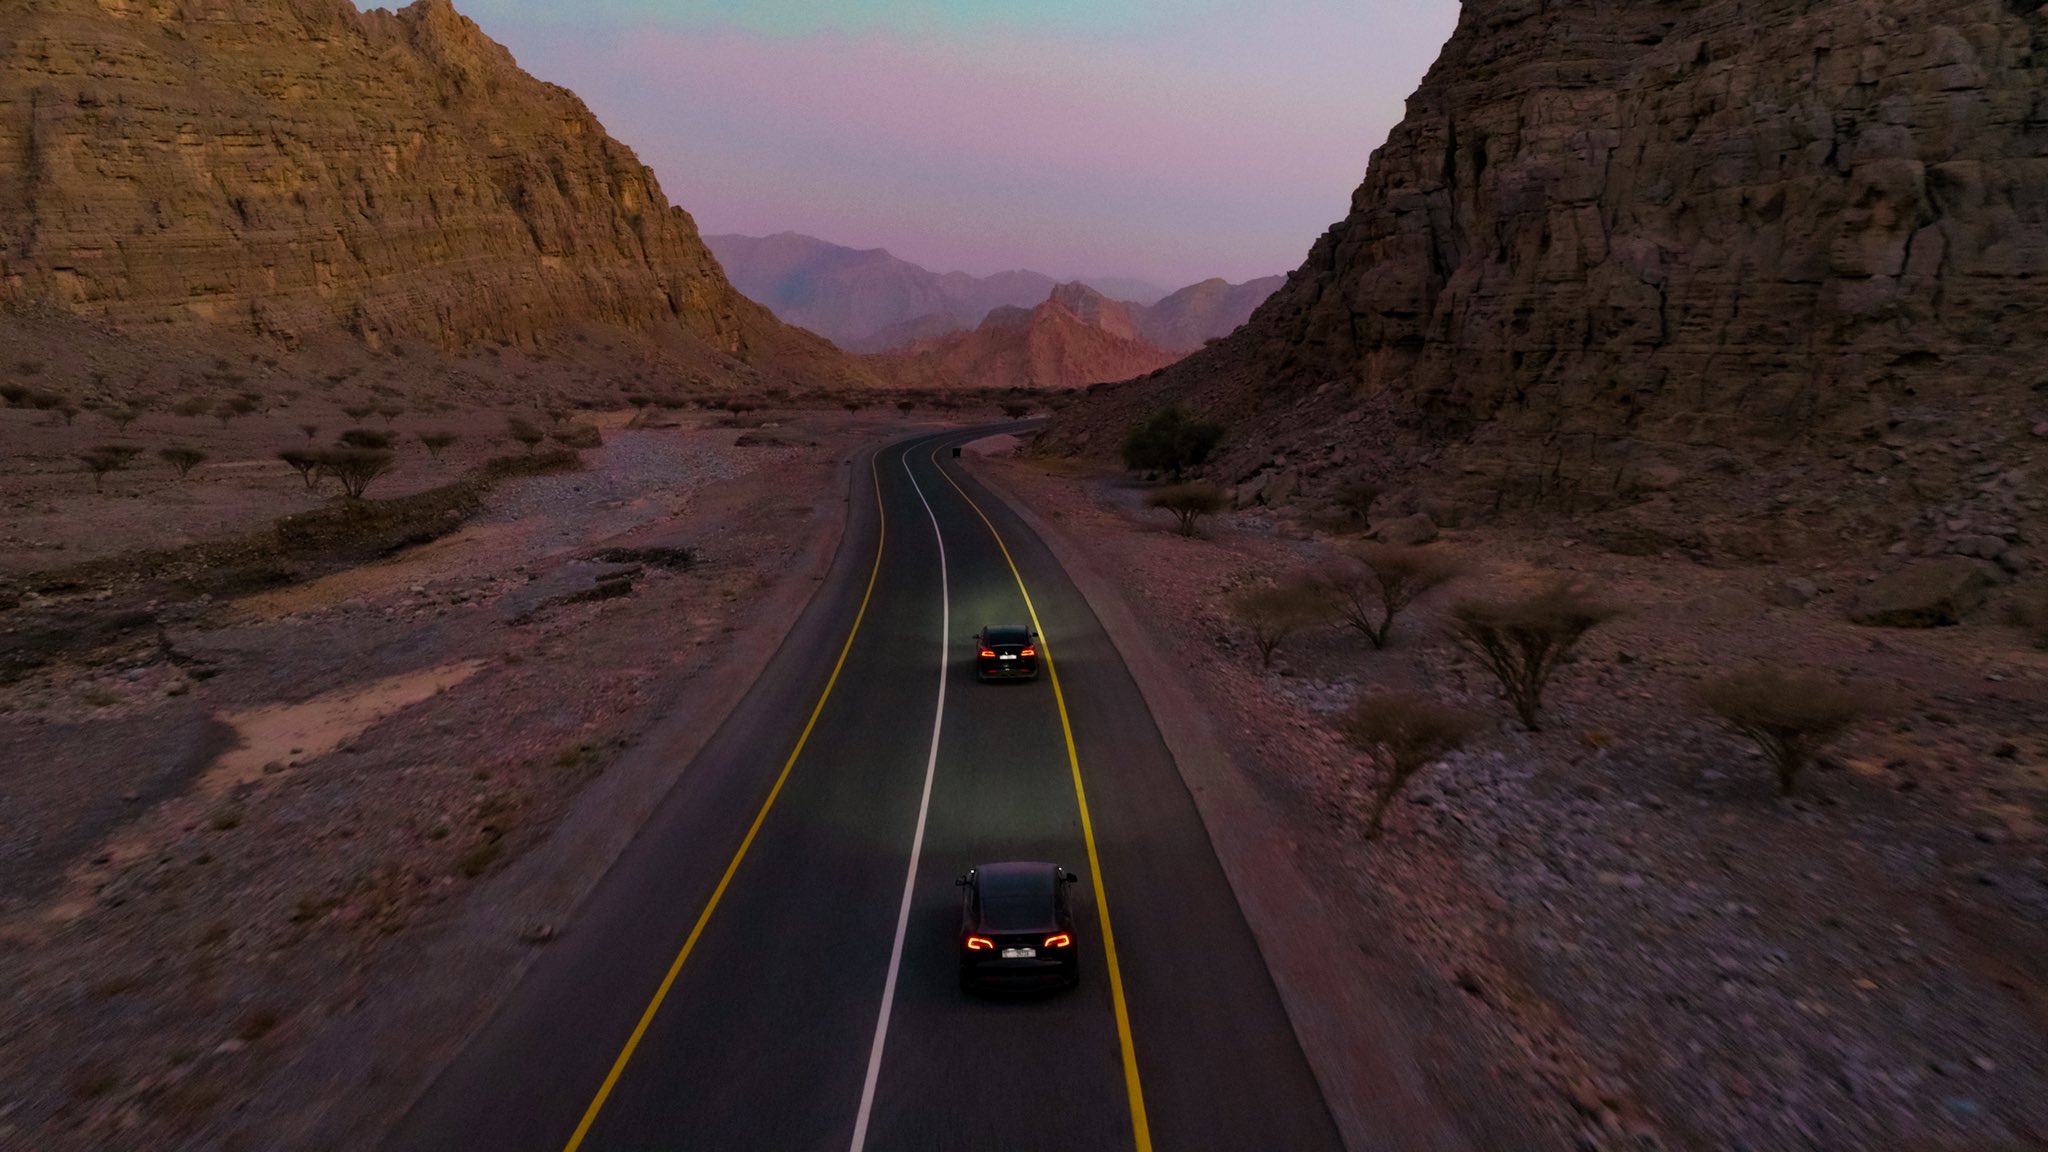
xmin=847 ymin=444 xmax=950 ymax=1152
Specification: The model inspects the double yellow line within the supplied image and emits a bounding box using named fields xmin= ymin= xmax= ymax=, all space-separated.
xmin=561 ymin=436 xmax=1151 ymax=1152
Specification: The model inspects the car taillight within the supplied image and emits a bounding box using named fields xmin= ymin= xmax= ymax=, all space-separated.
xmin=1020 ymin=647 xmax=1036 ymax=657
xmin=966 ymin=936 xmax=994 ymax=951
xmin=979 ymin=649 xmax=996 ymax=658
xmin=1044 ymin=933 xmax=1070 ymax=948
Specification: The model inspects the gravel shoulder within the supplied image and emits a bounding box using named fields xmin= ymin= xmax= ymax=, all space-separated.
xmin=963 ymin=442 xmax=2048 ymax=1152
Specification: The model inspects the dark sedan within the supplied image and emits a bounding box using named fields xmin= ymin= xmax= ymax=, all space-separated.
xmin=974 ymin=625 xmax=1039 ymax=681
xmin=957 ymin=861 xmax=1080 ymax=991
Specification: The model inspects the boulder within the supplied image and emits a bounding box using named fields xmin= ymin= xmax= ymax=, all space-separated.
xmin=1847 ymin=559 xmax=1994 ymax=627
xmin=1764 ymin=577 xmax=1821 ymax=608
xmin=1374 ymin=512 xmax=1439 ymax=546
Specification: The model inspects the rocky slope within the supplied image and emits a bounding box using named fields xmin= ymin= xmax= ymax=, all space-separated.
xmin=0 ymin=0 xmax=853 ymax=384
xmin=872 ymin=282 xmax=1181 ymax=391
xmin=1047 ymin=0 xmax=2048 ymax=558
xmin=1135 ymin=275 xmax=1287 ymax=352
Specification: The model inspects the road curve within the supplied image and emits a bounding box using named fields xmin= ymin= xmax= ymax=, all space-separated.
xmin=383 ymin=429 xmax=1343 ymax=1152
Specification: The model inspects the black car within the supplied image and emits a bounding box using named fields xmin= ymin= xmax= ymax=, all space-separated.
xmin=975 ymin=625 xmax=1039 ymax=680
xmin=957 ymin=861 xmax=1080 ymax=991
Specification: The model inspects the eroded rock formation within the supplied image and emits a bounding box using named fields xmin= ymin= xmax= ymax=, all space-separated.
xmin=1050 ymin=0 xmax=2048 ymax=552
xmin=0 ymin=0 xmax=848 ymax=380
xmin=872 ymin=282 xmax=1181 ymax=391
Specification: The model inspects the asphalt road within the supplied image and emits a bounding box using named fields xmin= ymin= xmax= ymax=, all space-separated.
xmin=384 ymin=430 xmax=1344 ymax=1152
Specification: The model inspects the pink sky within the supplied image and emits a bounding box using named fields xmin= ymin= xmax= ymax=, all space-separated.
xmin=453 ymin=2 xmax=1463 ymax=286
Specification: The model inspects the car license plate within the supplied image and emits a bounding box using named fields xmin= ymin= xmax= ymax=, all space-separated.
xmin=1000 ymin=947 xmax=1035 ymax=959
xmin=999 ymin=654 xmax=1016 ymax=660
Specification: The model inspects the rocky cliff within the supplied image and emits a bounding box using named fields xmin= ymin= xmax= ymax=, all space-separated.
xmin=873 ymin=282 xmax=1181 ymax=391
xmin=0 ymin=0 xmax=850 ymax=381
xmin=1049 ymin=0 xmax=2048 ymax=555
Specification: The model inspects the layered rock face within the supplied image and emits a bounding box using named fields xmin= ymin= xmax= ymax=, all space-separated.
xmin=1053 ymin=0 xmax=2048 ymax=542
xmin=873 ymin=282 xmax=1181 ymax=391
xmin=0 ymin=0 xmax=845 ymax=377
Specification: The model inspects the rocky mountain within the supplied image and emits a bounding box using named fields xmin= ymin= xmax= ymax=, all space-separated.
xmin=872 ymin=282 xmax=1181 ymax=391
xmin=705 ymin=232 xmax=1061 ymax=352
xmin=0 ymin=0 xmax=853 ymax=384
xmin=1136 ymin=275 xmax=1287 ymax=352
xmin=705 ymin=232 xmax=1270 ymax=354
xmin=1046 ymin=0 xmax=2048 ymax=558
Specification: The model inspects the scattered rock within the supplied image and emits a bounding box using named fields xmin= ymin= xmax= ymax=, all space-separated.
xmin=1374 ymin=512 xmax=1439 ymax=546
xmin=1764 ymin=577 xmax=1820 ymax=607
xmin=1846 ymin=559 xmax=1994 ymax=627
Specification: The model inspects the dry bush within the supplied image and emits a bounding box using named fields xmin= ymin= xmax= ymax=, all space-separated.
xmin=1228 ymin=580 xmax=1328 ymax=667
xmin=896 ymin=399 xmax=916 ymax=412
xmin=506 ymin=415 xmax=545 ymax=452
xmin=278 ymin=448 xmax=322 ymax=490
xmin=171 ymin=396 xmax=209 ymax=418
xmin=0 ymin=383 xmax=26 ymax=405
xmin=1698 ymin=669 xmax=1875 ymax=796
xmin=341 ymin=403 xmax=375 ymax=421
xmin=159 ymin=446 xmax=206 ymax=479
xmin=418 ymin=430 xmax=458 ymax=461
xmin=1451 ymin=580 xmax=1618 ymax=731
xmin=80 ymin=444 xmax=141 ymax=491
xmin=1341 ymin=691 xmax=1477 ymax=838
xmin=550 ymin=422 xmax=603 ymax=450
xmin=376 ymin=403 xmax=404 ymax=422
xmin=338 ymin=427 xmax=394 ymax=450
xmin=1002 ymin=402 xmax=1032 ymax=419
xmin=1315 ymin=543 xmax=1466 ymax=649
xmin=843 ymin=400 xmax=864 ymax=413
xmin=315 ymin=448 xmax=394 ymax=499
xmin=1332 ymin=481 xmax=1384 ymax=531
xmin=299 ymin=423 xmax=319 ymax=442
xmin=1148 ymin=482 xmax=1228 ymax=536
xmin=107 ymin=408 xmax=142 ymax=430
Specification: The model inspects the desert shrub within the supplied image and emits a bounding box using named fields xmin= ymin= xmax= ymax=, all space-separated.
xmin=1148 ymin=482 xmax=1228 ymax=536
xmin=506 ymin=415 xmax=545 ymax=452
xmin=1228 ymin=580 xmax=1328 ymax=667
xmin=1002 ymin=402 xmax=1033 ymax=419
xmin=1341 ymin=691 xmax=1477 ymax=838
xmin=79 ymin=445 xmax=142 ymax=491
xmin=159 ymin=446 xmax=206 ymax=479
xmin=896 ymin=399 xmax=915 ymax=412
xmin=212 ymin=399 xmax=242 ymax=426
xmin=172 ymin=396 xmax=210 ymax=418
xmin=1122 ymin=405 xmax=1225 ymax=478
xmin=843 ymin=400 xmax=864 ymax=413
xmin=299 ymin=423 xmax=319 ymax=442
xmin=376 ymin=404 xmax=403 ymax=422
xmin=1697 ymin=669 xmax=1874 ymax=796
xmin=0 ymin=383 xmax=27 ymax=405
xmin=1332 ymin=481 xmax=1384 ymax=530
xmin=278 ymin=448 xmax=322 ymax=490
xmin=107 ymin=408 xmax=142 ymax=430
xmin=418 ymin=430 xmax=458 ymax=461
xmin=337 ymin=427 xmax=393 ymax=450
xmin=1451 ymin=581 xmax=1618 ymax=731
xmin=550 ymin=422 xmax=602 ymax=450
xmin=341 ymin=403 xmax=375 ymax=421
xmin=1315 ymin=543 xmax=1466 ymax=649
xmin=315 ymin=448 xmax=394 ymax=499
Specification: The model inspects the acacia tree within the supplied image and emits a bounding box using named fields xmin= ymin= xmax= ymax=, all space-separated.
xmin=159 ymin=446 xmax=207 ymax=480
xmin=1229 ymin=581 xmax=1328 ymax=667
xmin=80 ymin=445 xmax=142 ymax=491
xmin=1342 ymin=691 xmax=1476 ymax=839
xmin=278 ymin=448 xmax=322 ymax=490
xmin=506 ymin=415 xmax=545 ymax=452
xmin=1451 ymin=581 xmax=1618 ymax=730
xmin=418 ymin=430 xmax=458 ymax=461
xmin=1316 ymin=543 xmax=1467 ymax=649
xmin=1148 ymin=483 xmax=1228 ymax=536
xmin=315 ymin=448 xmax=393 ymax=499
xmin=1121 ymin=406 xmax=1225 ymax=479
xmin=1697 ymin=669 xmax=1873 ymax=796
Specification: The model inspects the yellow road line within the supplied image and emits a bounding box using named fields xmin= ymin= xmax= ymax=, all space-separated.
xmin=930 ymin=447 xmax=1154 ymax=1152
xmin=561 ymin=449 xmax=893 ymax=1152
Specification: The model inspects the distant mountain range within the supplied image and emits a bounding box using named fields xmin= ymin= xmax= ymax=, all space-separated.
xmin=872 ymin=282 xmax=1184 ymax=392
xmin=705 ymin=232 xmax=1281 ymax=356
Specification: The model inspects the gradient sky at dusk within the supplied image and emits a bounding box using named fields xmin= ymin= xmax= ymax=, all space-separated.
xmin=422 ymin=1 xmax=1462 ymax=286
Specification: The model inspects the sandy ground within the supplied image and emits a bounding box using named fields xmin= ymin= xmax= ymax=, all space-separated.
xmin=0 ymin=398 xmax=974 ymax=1149
xmin=965 ymin=443 xmax=2048 ymax=1152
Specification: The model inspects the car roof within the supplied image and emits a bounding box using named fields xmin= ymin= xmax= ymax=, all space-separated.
xmin=974 ymin=860 xmax=1058 ymax=897
xmin=982 ymin=625 xmax=1031 ymax=643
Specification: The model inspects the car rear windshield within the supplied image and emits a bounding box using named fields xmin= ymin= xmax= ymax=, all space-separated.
xmin=979 ymin=868 xmax=1055 ymax=929
xmin=985 ymin=627 xmax=1030 ymax=646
